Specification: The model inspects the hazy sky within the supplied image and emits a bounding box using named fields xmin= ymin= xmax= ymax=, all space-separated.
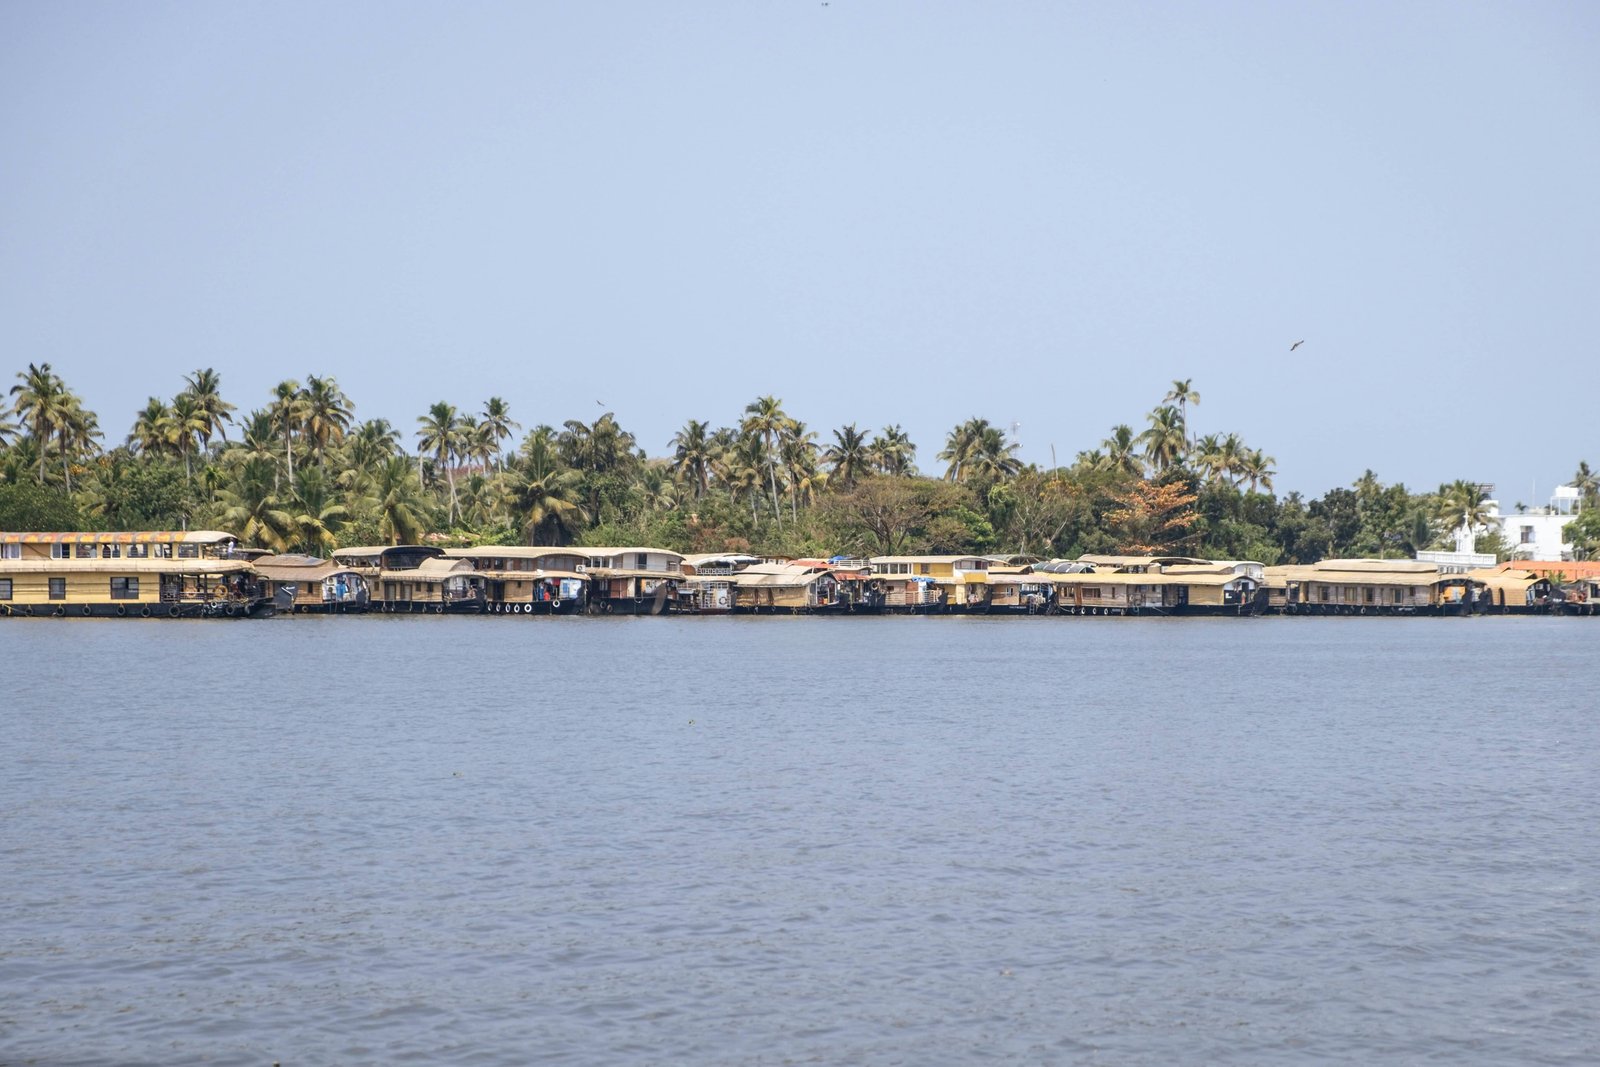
xmin=3 ymin=1 xmax=1596 ymax=501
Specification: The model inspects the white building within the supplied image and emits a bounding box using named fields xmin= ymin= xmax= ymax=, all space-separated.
xmin=1490 ymin=487 xmax=1581 ymax=561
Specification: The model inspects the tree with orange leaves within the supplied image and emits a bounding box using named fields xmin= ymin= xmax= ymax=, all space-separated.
xmin=1104 ymin=478 xmax=1199 ymax=554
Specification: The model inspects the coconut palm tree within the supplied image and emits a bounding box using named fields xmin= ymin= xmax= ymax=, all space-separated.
xmin=269 ymin=379 xmax=307 ymax=483
xmin=217 ymin=457 xmax=295 ymax=551
xmin=1100 ymin=424 xmax=1145 ymax=478
xmin=782 ymin=420 xmax=819 ymax=521
xmin=824 ymin=424 xmax=871 ymax=488
xmin=52 ymin=392 xmax=100 ymax=493
xmin=1573 ymin=461 xmax=1598 ymax=507
xmin=10 ymin=362 xmax=68 ymax=484
xmin=508 ymin=465 xmax=588 ymax=544
xmin=741 ymin=396 xmax=791 ymax=524
xmin=1435 ymin=479 xmax=1491 ymax=534
xmin=480 ymin=397 xmax=519 ymax=472
xmin=518 ymin=425 xmax=560 ymax=480
xmin=165 ymin=392 xmax=210 ymax=481
xmin=300 ymin=375 xmax=353 ymax=463
xmin=1240 ymin=449 xmax=1276 ymax=493
xmin=938 ymin=418 xmax=989 ymax=482
xmin=236 ymin=410 xmax=281 ymax=467
xmin=286 ymin=467 xmax=347 ymax=554
xmin=870 ymin=425 xmax=916 ymax=476
xmin=370 ymin=456 xmax=431 ymax=545
xmin=416 ymin=402 xmax=463 ymax=524
xmin=1163 ymin=379 xmax=1200 ymax=442
xmin=669 ymin=419 xmax=715 ymax=498
xmin=128 ymin=398 xmax=174 ymax=457
xmin=181 ymin=368 xmax=235 ymax=447
xmin=1140 ymin=406 xmax=1187 ymax=474
xmin=966 ymin=424 xmax=1022 ymax=482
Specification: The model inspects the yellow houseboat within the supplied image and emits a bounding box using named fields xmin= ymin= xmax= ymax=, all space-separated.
xmin=252 ymin=554 xmax=370 ymax=614
xmin=331 ymin=546 xmax=486 ymax=613
xmin=726 ymin=562 xmax=844 ymax=614
xmin=1466 ymin=568 xmax=1556 ymax=615
xmin=441 ymin=546 xmax=589 ymax=614
xmin=865 ymin=555 xmax=995 ymax=613
xmin=0 ymin=530 xmax=267 ymax=618
xmin=1263 ymin=560 xmax=1482 ymax=616
xmin=1033 ymin=557 xmax=1264 ymax=616
xmin=581 ymin=547 xmax=686 ymax=614
xmin=983 ymin=572 xmax=1058 ymax=614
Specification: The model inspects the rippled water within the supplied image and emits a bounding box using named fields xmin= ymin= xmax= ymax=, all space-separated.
xmin=3 ymin=616 xmax=1597 ymax=1065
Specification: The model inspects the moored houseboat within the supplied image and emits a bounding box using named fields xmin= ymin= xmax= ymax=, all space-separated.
xmin=1034 ymin=556 xmax=1264 ymax=616
xmin=0 ymin=557 xmax=268 ymax=618
xmin=252 ymin=554 xmax=370 ymax=614
xmin=727 ymin=562 xmax=845 ymax=613
xmin=983 ymin=572 xmax=1058 ymax=614
xmin=1263 ymin=560 xmax=1483 ymax=616
xmin=0 ymin=530 xmax=269 ymax=618
xmin=581 ymin=547 xmax=686 ymax=614
xmin=442 ymin=546 xmax=588 ymax=614
xmin=866 ymin=555 xmax=996 ymax=613
xmin=1467 ymin=568 xmax=1556 ymax=614
xmin=680 ymin=553 xmax=764 ymax=614
xmin=331 ymin=546 xmax=486 ymax=613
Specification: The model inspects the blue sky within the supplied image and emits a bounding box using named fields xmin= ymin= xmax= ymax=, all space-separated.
xmin=3 ymin=1 xmax=1596 ymax=502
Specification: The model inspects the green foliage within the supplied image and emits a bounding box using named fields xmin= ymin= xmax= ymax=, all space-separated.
xmin=0 ymin=480 xmax=82 ymax=531
xmin=1566 ymin=510 xmax=1600 ymax=560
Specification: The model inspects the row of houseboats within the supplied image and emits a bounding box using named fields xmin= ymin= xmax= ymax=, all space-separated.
xmin=2 ymin=530 xmax=1597 ymax=619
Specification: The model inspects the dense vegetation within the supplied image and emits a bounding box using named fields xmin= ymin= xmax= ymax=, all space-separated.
xmin=4 ymin=364 xmax=1597 ymax=562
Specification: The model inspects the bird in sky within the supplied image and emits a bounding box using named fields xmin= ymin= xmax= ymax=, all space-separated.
xmin=596 ymin=400 xmax=606 ymax=407
xmin=1290 ymin=340 xmax=1305 ymax=351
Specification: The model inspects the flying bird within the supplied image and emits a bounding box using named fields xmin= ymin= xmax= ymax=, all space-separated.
xmin=1290 ymin=340 xmax=1305 ymax=352
xmin=596 ymin=400 xmax=606 ymax=407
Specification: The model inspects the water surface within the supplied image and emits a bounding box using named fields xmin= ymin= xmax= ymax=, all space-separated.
xmin=3 ymin=616 xmax=1596 ymax=1064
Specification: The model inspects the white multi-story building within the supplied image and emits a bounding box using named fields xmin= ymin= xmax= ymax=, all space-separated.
xmin=1491 ymin=487 xmax=1581 ymax=561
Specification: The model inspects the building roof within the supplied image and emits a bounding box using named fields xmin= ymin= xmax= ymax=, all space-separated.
xmin=1494 ymin=560 xmax=1600 ymax=580
xmin=0 ymin=558 xmax=255 ymax=575
xmin=0 ymin=529 xmax=237 ymax=545
xmin=442 ymin=546 xmax=587 ymax=562
xmin=579 ymin=546 xmax=686 ymax=561
xmin=252 ymin=557 xmax=359 ymax=582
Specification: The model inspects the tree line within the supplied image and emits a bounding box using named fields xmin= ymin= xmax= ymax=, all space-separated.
xmin=4 ymin=363 xmax=1597 ymax=561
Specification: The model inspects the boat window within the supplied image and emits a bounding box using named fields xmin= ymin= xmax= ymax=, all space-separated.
xmin=76 ymin=544 xmax=97 ymax=558
xmin=52 ymin=543 xmax=71 ymax=559
xmin=101 ymin=544 xmax=121 ymax=558
xmin=1 ymin=543 xmax=18 ymax=559
xmin=127 ymin=544 xmax=148 ymax=558
xmin=152 ymin=544 xmax=172 ymax=558
xmin=0 ymin=578 xmax=11 ymax=600
xmin=48 ymin=577 xmax=66 ymax=599
xmin=110 ymin=577 xmax=139 ymax=600
xmin=177 ymin=544 xmax=199 ymax=559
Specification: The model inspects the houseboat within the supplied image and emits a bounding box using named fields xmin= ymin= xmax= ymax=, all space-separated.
xmin=1467 ymin=568 xmax=1556 ymax=614
xmin=1263 ymin=560 xmax=1483 ymax=616
xmin=332 ymin=546 xmax=486 ymax=613
xmin=0 ymin=530 xmax=270 ymax=618
xmin=252 ymin=554 xmax=370 ymax=614
xmin=680 ymin=553 xmax=765 ymax=614
xmin=726 ymin=562 xmax=845 ymax=614
xmin=983 ymin=572 xmax=1058 ymax=614
xmin=866 ymin=555 xmax=995 ymax=613
xmin=441 ymin=546 xmax=588 ymax=614
xmin=581 ymin=547 xmax=687 ymax=614
xmin=1033 ymin=556 xmax=1264 ymax=616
